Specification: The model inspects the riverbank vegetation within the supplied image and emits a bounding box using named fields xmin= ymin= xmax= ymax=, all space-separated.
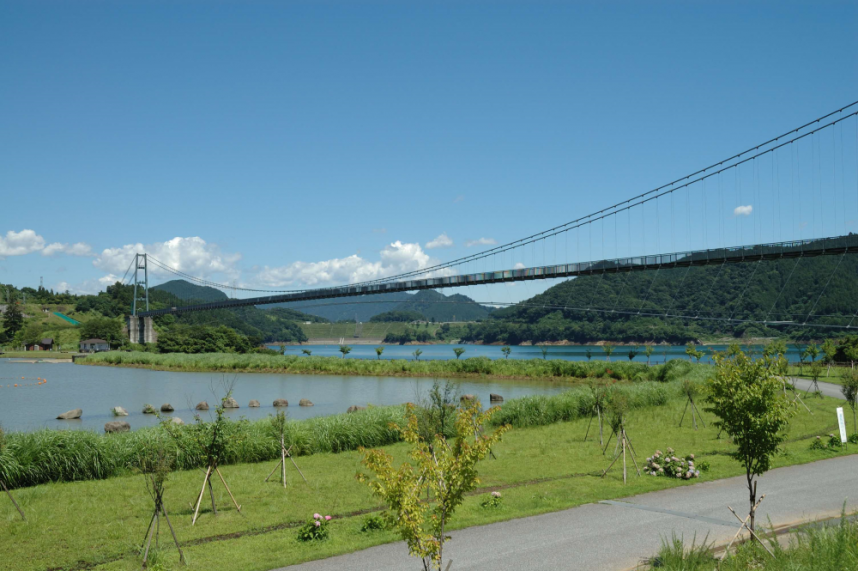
xmin=0 ymin=385 xmax=849 ymax=571
xmin=80 ymin=350 xmax=695 ymax=381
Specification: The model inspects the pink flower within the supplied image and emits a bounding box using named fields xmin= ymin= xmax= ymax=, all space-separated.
xmin=313 ymin=513 xmax=321 ymax=520
xmin=314 ymin=520 xmax=321 ymax=527
xmin=325 ymin=515 xmax=332 ymax=521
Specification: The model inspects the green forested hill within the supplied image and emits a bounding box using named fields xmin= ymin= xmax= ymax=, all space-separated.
xmin=151 ymin=280 xmax=228 ymax=302
xmin=271 ymin=289 xmax=492 ymax=322
xmin=395 ymin=290 xmax=492 ymax=322
xmin=460 ymin=249 xmax=858 ymax=344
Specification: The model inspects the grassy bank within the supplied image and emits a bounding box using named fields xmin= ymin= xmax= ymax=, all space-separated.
xmin=0 ymin=351 xmax=74 ymax=359
xmin=79 ymin=350 xmax=681 ymax=381
xmin=0 ymin=391 xmax=850 ymax=571
xmin=0 ymin=377 xmax=698 ymax=489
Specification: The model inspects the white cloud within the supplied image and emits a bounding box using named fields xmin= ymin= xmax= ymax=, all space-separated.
xmin=53 ymin=274 xmax=121 ymax=295
xmin=426 ymin=233 xmax=454 ymax=249
xmin=372 ymin=228 xmax=387 ymax=234
xmin=0 ymin=229 xmax=46 ymax=258
xmin=253 ymin=240 xmax=449 ymax=288
xmin=733 ymin=205 xmax=753 ymax=216
xmin=464 ymin=237 xmax=497 ymax=248
xmin=513 ymin=262 xmax=526 ymax=269
xmin=42 ymin=242 xmax=94 ymax=257
xmin=94 ymin=237 xmax=241 ymax=279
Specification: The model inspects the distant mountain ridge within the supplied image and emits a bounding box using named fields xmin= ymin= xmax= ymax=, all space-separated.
xmin=270 ymin=289 xmax=492 ymax=322
xmin=152 ymin=280 xmax=228 ymax=303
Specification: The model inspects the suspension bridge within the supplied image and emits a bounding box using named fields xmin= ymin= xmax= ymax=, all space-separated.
xmin=126 ymin=101 xmax=858 ymax=343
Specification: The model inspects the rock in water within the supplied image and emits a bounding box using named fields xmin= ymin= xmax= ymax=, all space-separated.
xmin=160 ymin=404 xmax=174 ymax=412
xmin=195 ymin=401 xmax=209 ymax=411
xmin=248 ymin=400 xmax=260 ymax=407
xmin=223 ymin=397 xmax=240 ymax=408
xmin=489 ymin=394 xmax=504 ymax=402
xmin=347 ymin=405 xmax=367 ymax=413
xmin=273 ymin=399 xmax=289 ymax=407
xmin=460 ymin=394 xmax=477 ymax=403
xmin=112 ymin=406 xmax=129 ymax=416
xmin=142 ymin=404 xmax=157 ymax=414
xmin=57 ymin=409 xmax=82 ymax=420
xmin=104 ymin=421 xmax=130 ymax=433
xmin=170 ymin=417 xmax=185 ymax=426
xmin=299 ymin=399 xmax=314 ymax=407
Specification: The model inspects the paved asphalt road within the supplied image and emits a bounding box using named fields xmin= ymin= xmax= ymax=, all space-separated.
xmin=279 ymin=381 xmax=854 ymax=571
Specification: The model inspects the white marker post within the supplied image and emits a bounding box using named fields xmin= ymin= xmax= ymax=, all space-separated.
xmin=837 ymin=407 xmax=847 ymax=449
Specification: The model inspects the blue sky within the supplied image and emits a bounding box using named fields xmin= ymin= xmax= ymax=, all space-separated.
xmin=1 ymin=1 xmax=857 ymax=303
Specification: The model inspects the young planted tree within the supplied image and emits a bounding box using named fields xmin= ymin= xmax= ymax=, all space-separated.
xmin=166 ymin=386 xmax=245 ymax=525
xmin=501 ymin=346 xmax=511 ymax=359
xmin=452 ymin=348 xmax=465 ymax=360
xmin=358 ymin=402 xmax=510 ymax=571
xmin=821 ymin=339 xmax=837 ymax=376
xmin=803 ymin=343 xmax=819 ymax=365
xmin=413 ymin=349 xmax=423 ymax=361
xmin=539 ymin=346 xmax=548 ymax=360
xmin=807 ymin=362 xmax=824 ymax=397
xmin=644 ymin=344 xmax=654 ymax=366
xmin=375 ymin=347 xmax=384 ymax=360
xmin=264 ymin=410 xmax=307 ymax=487
xmin=338 ymin=345 xmax=352 ymax=359
xmin=585 ymin=348 xmax=593 ymax=361
xmin=685 ymin=342 xmax=704 ymax=363
xmin=602 ymin=343 xmax=614 ymax=362
xmin=137 ymin=443 xmax=184 ymax=567
xmin=301 ymin=349 xmax=312 ymax=357
xmin=706 ymin=350 xmax=795 ymax=534
xmin=841 ymin=372 xmax=858 ymax=435
xmin=583 ymin=382 xmax=609 ymax=446
xmin=678 ymin=379 xmax=706 ymax=430
xmin=600 ymin=392 xmax=639 ymax=484
xmin=627 ymin=347 xmax=640 ymax=362
xmin=0 ymin=425 xmax=26 ymax=520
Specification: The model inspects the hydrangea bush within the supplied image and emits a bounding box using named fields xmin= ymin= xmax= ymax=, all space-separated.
xmin=297 ymin=512 xmax=332 ymax=541
xmin=644 ymin=447 xmax=700 ymax=480
xmin=480 ymin=491 xmax=503 ymax=509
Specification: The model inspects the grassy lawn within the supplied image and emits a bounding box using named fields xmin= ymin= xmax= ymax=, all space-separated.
xmin=0 ymin=392 xmax=851 ymax=571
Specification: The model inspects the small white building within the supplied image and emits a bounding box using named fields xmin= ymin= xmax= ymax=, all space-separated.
xmin=79 ymin=338 xmax=110 ymax=353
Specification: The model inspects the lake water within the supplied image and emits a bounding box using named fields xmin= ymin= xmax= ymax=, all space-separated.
xmin=0 ymin=360 xmax=569 ymax=433
xmin=270 ymin=342 xmax=806 ymax=365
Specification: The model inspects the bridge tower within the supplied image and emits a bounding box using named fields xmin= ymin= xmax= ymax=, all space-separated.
xmin=127 ymin=253 xmax=157 ymax=345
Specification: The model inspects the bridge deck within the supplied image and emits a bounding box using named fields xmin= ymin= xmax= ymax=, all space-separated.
xmin=139 ymin=235 xmax=858 ymax=316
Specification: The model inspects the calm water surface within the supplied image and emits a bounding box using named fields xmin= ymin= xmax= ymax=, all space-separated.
xmin=0 ymin=360 xmax=569 ymax=433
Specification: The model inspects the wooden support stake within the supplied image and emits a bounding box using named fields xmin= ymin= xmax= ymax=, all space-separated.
xmin=161 ymin=505 xmax=185 ymax=564
xmin=285 ymin=447 xmax=308 ymax=484
xmin=265 ymin=458 xmax=283 ymax=482
xmin=1 ymin=480 xmax=26 ymax=521
xmin=191 ymin=465 xmax=212 ymax=525
xmin=215 ymin=467 xmax=242 ymax=513
xmin=141 ymin=511 xmax=157 ymax=568
xmin=727 ymin=505 xmax=774 ymax=557
xmin=281 ymin=437 xmax=287 ymax=487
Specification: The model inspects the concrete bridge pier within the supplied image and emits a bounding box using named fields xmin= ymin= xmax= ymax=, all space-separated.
xmin=127 ymin=316 xmax=158 ymax=345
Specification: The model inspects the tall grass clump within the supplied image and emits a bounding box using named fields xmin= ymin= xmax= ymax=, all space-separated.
xmin=650 ymin=512 xmax=858 ymax=570
xmin=82 ymin=351 xmax=710 ymax=383
xmin=489 ymin=381 xmax=687 ymax=428
xmin=0 ymin=406 xmax=408 ymax=490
